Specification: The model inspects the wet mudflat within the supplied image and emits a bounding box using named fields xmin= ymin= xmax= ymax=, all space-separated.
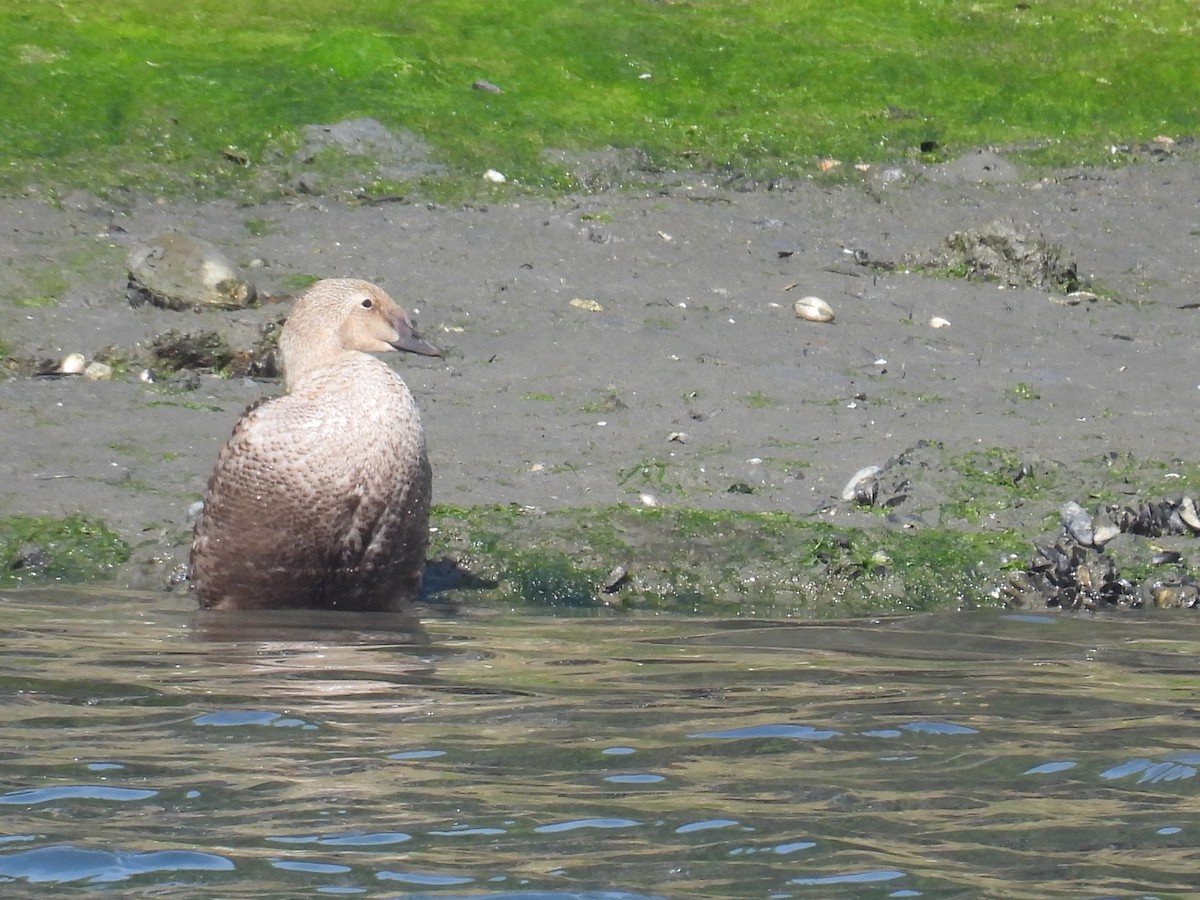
xmin=4 ymin=152 xmax=1200 ymax=612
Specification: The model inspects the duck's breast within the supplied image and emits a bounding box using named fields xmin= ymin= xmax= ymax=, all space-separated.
xmin=191 ymin=358 xmax=431 ymax=610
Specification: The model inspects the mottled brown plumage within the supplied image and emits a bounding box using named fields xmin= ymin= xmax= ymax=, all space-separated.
xmin=190 ymin=278 xmax=440 ymax=611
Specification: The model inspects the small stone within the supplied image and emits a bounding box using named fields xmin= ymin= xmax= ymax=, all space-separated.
xmin=1060 ymin=500 xmax=1094 ymax=546
xmin=83 ymin=362 xmax=112 ymax=381
xmin=483 ymin=168 xmax=507 ymax=183
xmin=929 ymin=316 xmax=951 ymax=329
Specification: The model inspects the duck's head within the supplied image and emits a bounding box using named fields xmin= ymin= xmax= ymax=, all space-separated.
xmin=280 ymin=278 xmax=440 ymax=385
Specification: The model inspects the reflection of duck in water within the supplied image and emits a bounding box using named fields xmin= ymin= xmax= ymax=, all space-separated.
xmin=190 ymin=278 xmax=440 ymax=611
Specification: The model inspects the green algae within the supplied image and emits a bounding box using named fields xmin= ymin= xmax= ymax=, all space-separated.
xmin=0 ymin=514 xmax=131 ymax=586
xmin=428 ymin=503 xmax=1025 ymax=617
xmin=1 ymin=1 xmax=1197 ymax=200
xmin=427 ymin=444 xmax=1200 ymax=616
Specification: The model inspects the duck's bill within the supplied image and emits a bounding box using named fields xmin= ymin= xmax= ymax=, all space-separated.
xmin=390 ymin=320 xmax=441 ymax=357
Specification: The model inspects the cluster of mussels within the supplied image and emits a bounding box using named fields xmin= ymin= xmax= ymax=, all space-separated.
xmin=1003 ymin=497 xmax=1200 ymax=610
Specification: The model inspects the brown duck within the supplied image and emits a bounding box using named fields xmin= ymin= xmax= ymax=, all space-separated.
xmin=190 ymin=278 xmax=440 ymax=611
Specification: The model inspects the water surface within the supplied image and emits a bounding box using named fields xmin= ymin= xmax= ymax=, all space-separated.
xmin=1 ymin=588 xmax=1198 ymax=898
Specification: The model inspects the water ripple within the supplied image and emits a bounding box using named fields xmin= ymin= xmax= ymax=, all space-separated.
xmin=3 ymin=591 xmax=1200 ymax=895
xmin=0 ymin=844 xmax=233 ymax=884
xmin=0 ymin=785 xmax=157 ymax=805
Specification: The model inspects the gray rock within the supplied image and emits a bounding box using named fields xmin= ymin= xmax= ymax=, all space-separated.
xmin=127 ymin=232 xmax=256 ymax=311
xmin=297 ymin=117 xmax=445 ymax=182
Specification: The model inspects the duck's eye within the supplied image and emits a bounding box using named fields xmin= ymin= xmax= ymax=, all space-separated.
xmin=360 ymin=298 xmax=373 ymax=309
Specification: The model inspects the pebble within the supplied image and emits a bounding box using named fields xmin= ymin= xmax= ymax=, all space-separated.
xmin=83 ymin=362 xmax=112 ymax=381
xmin=1060 ymin=500 xmax=1094 ymax=546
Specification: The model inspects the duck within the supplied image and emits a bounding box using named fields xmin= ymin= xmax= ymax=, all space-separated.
xmin=190 ymin=278 xmax=440 ymax=611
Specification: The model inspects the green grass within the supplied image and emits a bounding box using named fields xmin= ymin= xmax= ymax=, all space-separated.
xmin=1 ymin=0 xmax=1196 ymax=199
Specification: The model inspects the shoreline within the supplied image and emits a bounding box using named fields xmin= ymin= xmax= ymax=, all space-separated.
xmin=2 ymin=151 xmax=1199 ymax=612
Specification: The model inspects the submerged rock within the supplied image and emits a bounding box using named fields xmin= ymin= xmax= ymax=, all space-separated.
xmin=127 ymin=232 xmax=257 ymax=311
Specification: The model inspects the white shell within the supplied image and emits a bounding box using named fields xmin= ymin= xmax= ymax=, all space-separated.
xmin=483 ymin=168 xmax=507 ymax=183
xmin=841 ymin=465 xmax=883 ymax=501
xmin=793 ymin=296 xmax=835 ymax=323
xmin=1180 ymin=496 xmax=1200 ymax=533
xmin=929 ymin=316 xmax=952 ymax=329
xmin=1092 ymin=523 xmax=1121 ymax=546
xmin=59 ymin=352 xmax=87 ymax=375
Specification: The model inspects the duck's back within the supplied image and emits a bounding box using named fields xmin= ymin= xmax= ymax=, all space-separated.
xmin=191 ymin=356 xmax=431 ymax=611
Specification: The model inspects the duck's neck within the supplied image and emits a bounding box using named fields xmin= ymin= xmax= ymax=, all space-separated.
xmin=279 ymin=333 xmax=352 ymax=391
